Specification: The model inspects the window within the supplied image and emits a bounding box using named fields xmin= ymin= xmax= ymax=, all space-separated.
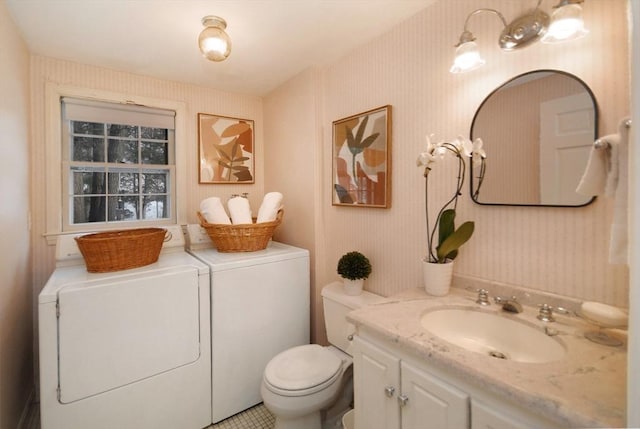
xmin=61 ymin=98 xmax=176 ymax=229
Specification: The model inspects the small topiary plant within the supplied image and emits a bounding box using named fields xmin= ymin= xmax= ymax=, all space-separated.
xmin=337 ymin=251 xmax=372 ymax=280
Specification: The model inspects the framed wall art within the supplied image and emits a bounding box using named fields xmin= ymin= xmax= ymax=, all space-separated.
xmin=198 ymin=113 xmax=255 ymax=184
xmin=332 ymin=105 xmax=391 ymax=208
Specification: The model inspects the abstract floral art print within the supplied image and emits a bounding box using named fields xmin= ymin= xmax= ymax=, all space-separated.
xmin=332 ymin=105 xmax=391 ymax=208
xmin=198 ymin=113 xmax=254 ymax=184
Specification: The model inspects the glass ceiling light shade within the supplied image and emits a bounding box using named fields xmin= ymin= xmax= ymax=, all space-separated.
xmin=541 ymin=0 xmax=588 ymax=44
xmin=449 ymin=1 xmax=588 ymax=74
xmin=450 ymin=35 xmax=486 ymax=74
xmin=449 ymin=9 xmax=505 ymax=74
xmin=198 ymin=15 xmax=231 ymax=62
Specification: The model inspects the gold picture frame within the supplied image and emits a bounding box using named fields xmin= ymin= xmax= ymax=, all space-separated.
xmin=198 ymin=113 xmax=255 ymax=184
xmin=332 ymin=105 xmax=392 ymax=208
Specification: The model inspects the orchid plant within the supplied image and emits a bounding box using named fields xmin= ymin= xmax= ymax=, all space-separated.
xmin=417 ymin=134 xmax=486 ymax=264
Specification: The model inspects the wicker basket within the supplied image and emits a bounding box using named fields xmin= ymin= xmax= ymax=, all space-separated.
xmin=197 ymin=210 xmax=283 ymax=252
xmin=75 ymin=228 xmax=167 ymax=273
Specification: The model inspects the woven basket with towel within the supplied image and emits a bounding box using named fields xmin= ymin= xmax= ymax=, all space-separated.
xmin=197 ymin=210 xmax=283 ymax=252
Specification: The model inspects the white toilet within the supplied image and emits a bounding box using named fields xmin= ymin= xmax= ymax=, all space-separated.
xmin=261 ymin=281 xmax=386 ymax=429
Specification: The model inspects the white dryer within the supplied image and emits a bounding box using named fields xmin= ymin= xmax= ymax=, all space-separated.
xmin=39 ymin=226 xmax=211 ymax=429
xmin=185 ymin=225 xmax=310 ymax=423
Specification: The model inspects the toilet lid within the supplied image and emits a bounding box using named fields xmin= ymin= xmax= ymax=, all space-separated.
xmin=264 ymin=344 xmax=343 ymax=392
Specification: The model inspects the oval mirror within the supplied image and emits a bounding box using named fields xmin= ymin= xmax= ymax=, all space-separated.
xmin=470 ymin=70 xmax=597 ymax=206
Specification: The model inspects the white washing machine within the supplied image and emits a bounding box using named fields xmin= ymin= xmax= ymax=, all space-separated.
xmin=39 ymin=226 xmax=212 ymax=429
xmin=185 ymin=225 xmax=310 ymax=423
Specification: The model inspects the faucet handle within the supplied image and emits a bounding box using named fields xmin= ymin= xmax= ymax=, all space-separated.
xmin=537 ymin=303 xmax=555 ymax=322
xmin=537 ymin=304 xmax=572 ymax=322
xmin=476 ymin=289 xmax=491 ymax=306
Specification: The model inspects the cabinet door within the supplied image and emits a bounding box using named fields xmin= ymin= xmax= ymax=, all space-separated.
xmin=472 ymin=400 xmax=534 ymax=429
xmin=353 ymin=336 xmax=401 ymax=429
xmin=401 ymin=362 xmax=469 ymax=429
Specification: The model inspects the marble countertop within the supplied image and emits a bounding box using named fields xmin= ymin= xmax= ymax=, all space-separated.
xmin=347 ymin=287 xmax=627 ymax=428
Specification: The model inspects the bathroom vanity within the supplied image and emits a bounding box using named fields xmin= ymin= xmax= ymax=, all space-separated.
xmin=348 ymin=288 xmax=626 ymax=429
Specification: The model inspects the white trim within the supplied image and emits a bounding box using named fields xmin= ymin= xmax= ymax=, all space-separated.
xmin=628 ymin=1 xmax=639 ymax=426
xmin=44 ymin=83 xmax=188 ymax=244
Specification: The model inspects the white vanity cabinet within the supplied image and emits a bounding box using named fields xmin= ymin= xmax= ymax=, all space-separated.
xmin=353 ymin=336 xmax=469 ymax=429
xmin=353 ymin=334 xmax=561 ymax=429
xmin=471 ymin=400 xmax=531 ymax=429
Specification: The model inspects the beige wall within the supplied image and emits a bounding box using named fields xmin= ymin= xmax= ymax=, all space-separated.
xmin=0 ymin=1 xmax=34 ymax=427
xmin=263 ymin=68 xmax=325 ymax=342
xmin=265 ymin=0 xmax=630 ymax=342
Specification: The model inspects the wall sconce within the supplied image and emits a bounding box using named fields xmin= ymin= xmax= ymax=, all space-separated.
xmin=198 ymin=15 xmax=232 ymax=62
xmin=450 ymin=0 xmax=587 ymax=73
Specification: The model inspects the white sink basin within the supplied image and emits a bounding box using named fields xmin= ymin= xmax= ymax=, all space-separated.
xmin=420 ymin=307 xmax=566 ymax=363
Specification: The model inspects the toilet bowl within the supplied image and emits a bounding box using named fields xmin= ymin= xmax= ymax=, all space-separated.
xmin=261 ymin=282 xmax=386 ymax=429
xmin=261 ymin=345 xmax=351 ymax=429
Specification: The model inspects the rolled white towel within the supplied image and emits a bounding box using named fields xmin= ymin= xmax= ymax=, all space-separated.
xmin=228 ymin=196 xmax=253 ymax=225
xmin=200 ymin=197 xmax=231 ymax=224
xmin=257 ymin=192 xmax=283 ymax=223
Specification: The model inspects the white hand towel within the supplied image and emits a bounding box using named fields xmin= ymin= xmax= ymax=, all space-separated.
xmin=257 ymin=192 xmax=283 ymax=223
xmin=575 ymin=117 xmax=630 ymax=265
xmin=228 ymin=196 xmax=253 ymax=225
xmin=199 ymin=197 xmax=231 ymax=224
xmin=609 ymin=118 xmax=629 ymax=265
xmin=576 ymin=146 xmax=607 ymax=196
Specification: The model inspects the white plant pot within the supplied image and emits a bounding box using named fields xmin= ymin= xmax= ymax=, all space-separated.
xmin=423 ymin=259 xmax=454 ymax=296
xmin=343 ymin=278 xmax=364 ymax=296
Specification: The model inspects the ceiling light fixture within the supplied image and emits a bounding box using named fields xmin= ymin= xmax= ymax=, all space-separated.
xmin=198 ymin=15 xmax=231 ymax=62
xmin=450 ymin=0 xmax=587 ymax=74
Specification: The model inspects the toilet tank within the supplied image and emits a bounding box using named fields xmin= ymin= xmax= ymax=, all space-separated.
xmin=321 ymin=281 xmax=387 ymax=354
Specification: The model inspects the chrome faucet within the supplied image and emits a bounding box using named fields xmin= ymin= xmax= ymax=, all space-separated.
xmin=494 ymin=296 xmax=523 ymax=314
xmin=536 ymin=303 xmax=571 ymax=322
xmin=475 ymin=289 xmax=491 ymax=306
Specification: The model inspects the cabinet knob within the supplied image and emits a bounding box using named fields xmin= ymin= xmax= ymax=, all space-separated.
xmin=398 ymin=394 xmax=409 ymax=407
xmin=384 ymin=386 xmax=395 ymax=398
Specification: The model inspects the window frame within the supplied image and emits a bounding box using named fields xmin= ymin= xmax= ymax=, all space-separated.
xmin=45 ymin=83 xmax=188 ymax=244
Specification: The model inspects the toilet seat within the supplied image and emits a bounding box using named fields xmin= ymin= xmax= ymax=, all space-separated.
xmin=263 ymin=345 xmax=343 ymax=397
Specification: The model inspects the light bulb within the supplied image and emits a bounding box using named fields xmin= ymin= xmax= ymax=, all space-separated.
xmin=450 ymin=41 xmax=485 ymax=74
xmin=198 ymin=16 xmax=232 ymax=62
xmin=542 ymin=3 xmax=588 ymax=44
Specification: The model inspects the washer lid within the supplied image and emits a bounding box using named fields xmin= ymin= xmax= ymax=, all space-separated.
xmin=264 ymin=344 xmax=342 ymax=391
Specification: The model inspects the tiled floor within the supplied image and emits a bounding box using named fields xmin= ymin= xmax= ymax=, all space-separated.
xmin=211 ymin=404 xmax=274 ymax=429
xmin=26 ymin=403 xmax=275 ymax=429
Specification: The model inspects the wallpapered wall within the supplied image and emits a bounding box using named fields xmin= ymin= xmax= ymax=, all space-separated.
xmin=261 ymin=0 xmax=631 ymax=342
xmin=1 ymin=1 xmax=33 ymax=426
xmin=317 ymin=0 xmax=630 ymax=306
xmin=29 ymin=0 xmax=630 ymax=348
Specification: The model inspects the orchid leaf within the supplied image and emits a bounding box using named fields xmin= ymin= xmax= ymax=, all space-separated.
xmin=436 ymin=221 xmax=474 ymax=262
xmin=438 ymin=209 xmax=455 ymax=247
xmin=438 ymin=209 xmax=458 ymax=261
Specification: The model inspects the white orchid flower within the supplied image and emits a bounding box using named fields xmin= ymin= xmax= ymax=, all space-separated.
xmin=471 ymin=137 xmax=486 ymax=167
xmin=416 ymin=134 xmax=444 ymax=167
xmin=453 ymin=135 xmax=473 ymax=158
xmin=472 ymin=138 xmax=486 ymax=158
